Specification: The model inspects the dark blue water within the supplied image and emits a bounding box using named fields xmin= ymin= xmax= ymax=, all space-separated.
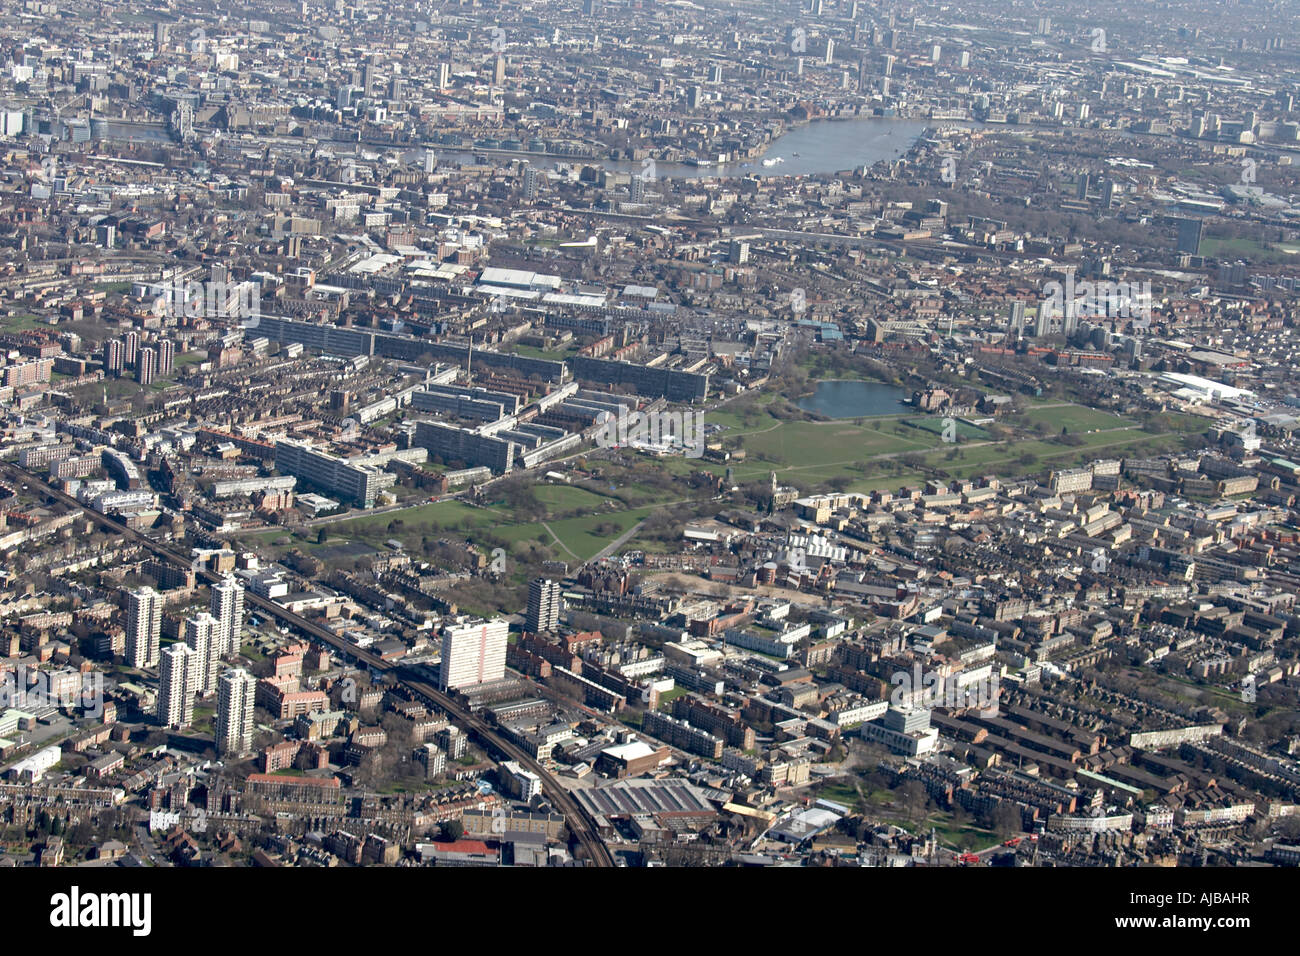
xmin=797 ymin=380 xmax=908 ymax=418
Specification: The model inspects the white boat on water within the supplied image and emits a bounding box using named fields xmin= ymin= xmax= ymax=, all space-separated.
xmin=761 ymin=156 xmax=785 ymax=167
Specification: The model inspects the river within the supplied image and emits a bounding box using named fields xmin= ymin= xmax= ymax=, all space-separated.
xmin=425 ymin=116 xmax=929 ymax=180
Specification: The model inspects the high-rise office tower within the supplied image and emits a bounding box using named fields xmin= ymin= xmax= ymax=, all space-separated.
xmin=125 ymin=586 xmax=162 ymax=669
xmin=215 ymin=667 xmax=255 ymax=756
xmin=157 ymin=643 xmax=195 ymax=729
xmin=183 ymin=612 xmax=220 ymax=695
xmin=210 ymin=575 xmax=245 ymax=657
xmin=526 ymin=579 xmax=563 ymax=633
xmin=439 ymin=618 xmax=509 ymax=690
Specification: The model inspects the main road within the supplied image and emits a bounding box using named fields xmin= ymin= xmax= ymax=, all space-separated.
xmin=2 ymin=463 xmax=614 ymax=868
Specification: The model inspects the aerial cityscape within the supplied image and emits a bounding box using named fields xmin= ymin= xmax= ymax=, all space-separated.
xmin=0 ymin=0 xmax=1297 ymax=881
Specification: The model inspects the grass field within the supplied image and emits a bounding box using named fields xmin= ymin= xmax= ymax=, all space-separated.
xmin=511 ymin=343 xmax=579 ymax=361
xmin=919 ymin=425 xmax=1199 ymax=479
xmin=326 ymin=493 xmax=655 ymax=564
xmin=0 ymin=313 xmax=49 ymax=332
xmin=1201 ymin=236 xmax=1292 ymax=264
xmin=532 ymin=484 xmax=616 ymax=513
xmin=334 ymin=500 xmax=495 ymax=537
xmin=697 ymin=389 xmax=1204 ymax=492
xmin=657 ymin=686 xmax=692 ymax=709
xmin=814 ymin=778 xmax=1004 ymax=852
xmin=1017 ymin=404 xmax=1131 ymax=432
xmin=304 ymin=388 xmax=1206 ymax=571
xmin=904 ymin=416 xmax=991 ymax=440
xmin=709 ymin=418 xmax=943 ymax=485
xmin=537 ymin=506 xmax=657 ymax=561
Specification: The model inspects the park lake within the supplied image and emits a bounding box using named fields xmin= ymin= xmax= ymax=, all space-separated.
xmin=796 ymin=380 xmax=910 ymax=419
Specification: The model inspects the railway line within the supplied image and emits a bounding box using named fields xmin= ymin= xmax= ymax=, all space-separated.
xmin=2 ymin=462 xmax=614 ymax=868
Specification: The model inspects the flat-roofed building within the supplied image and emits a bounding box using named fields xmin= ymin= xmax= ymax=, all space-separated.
xmin=275 ymin=439 xmax=380 ymax=508
xmin=439 ymin=618 xmax=509 ymax=690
